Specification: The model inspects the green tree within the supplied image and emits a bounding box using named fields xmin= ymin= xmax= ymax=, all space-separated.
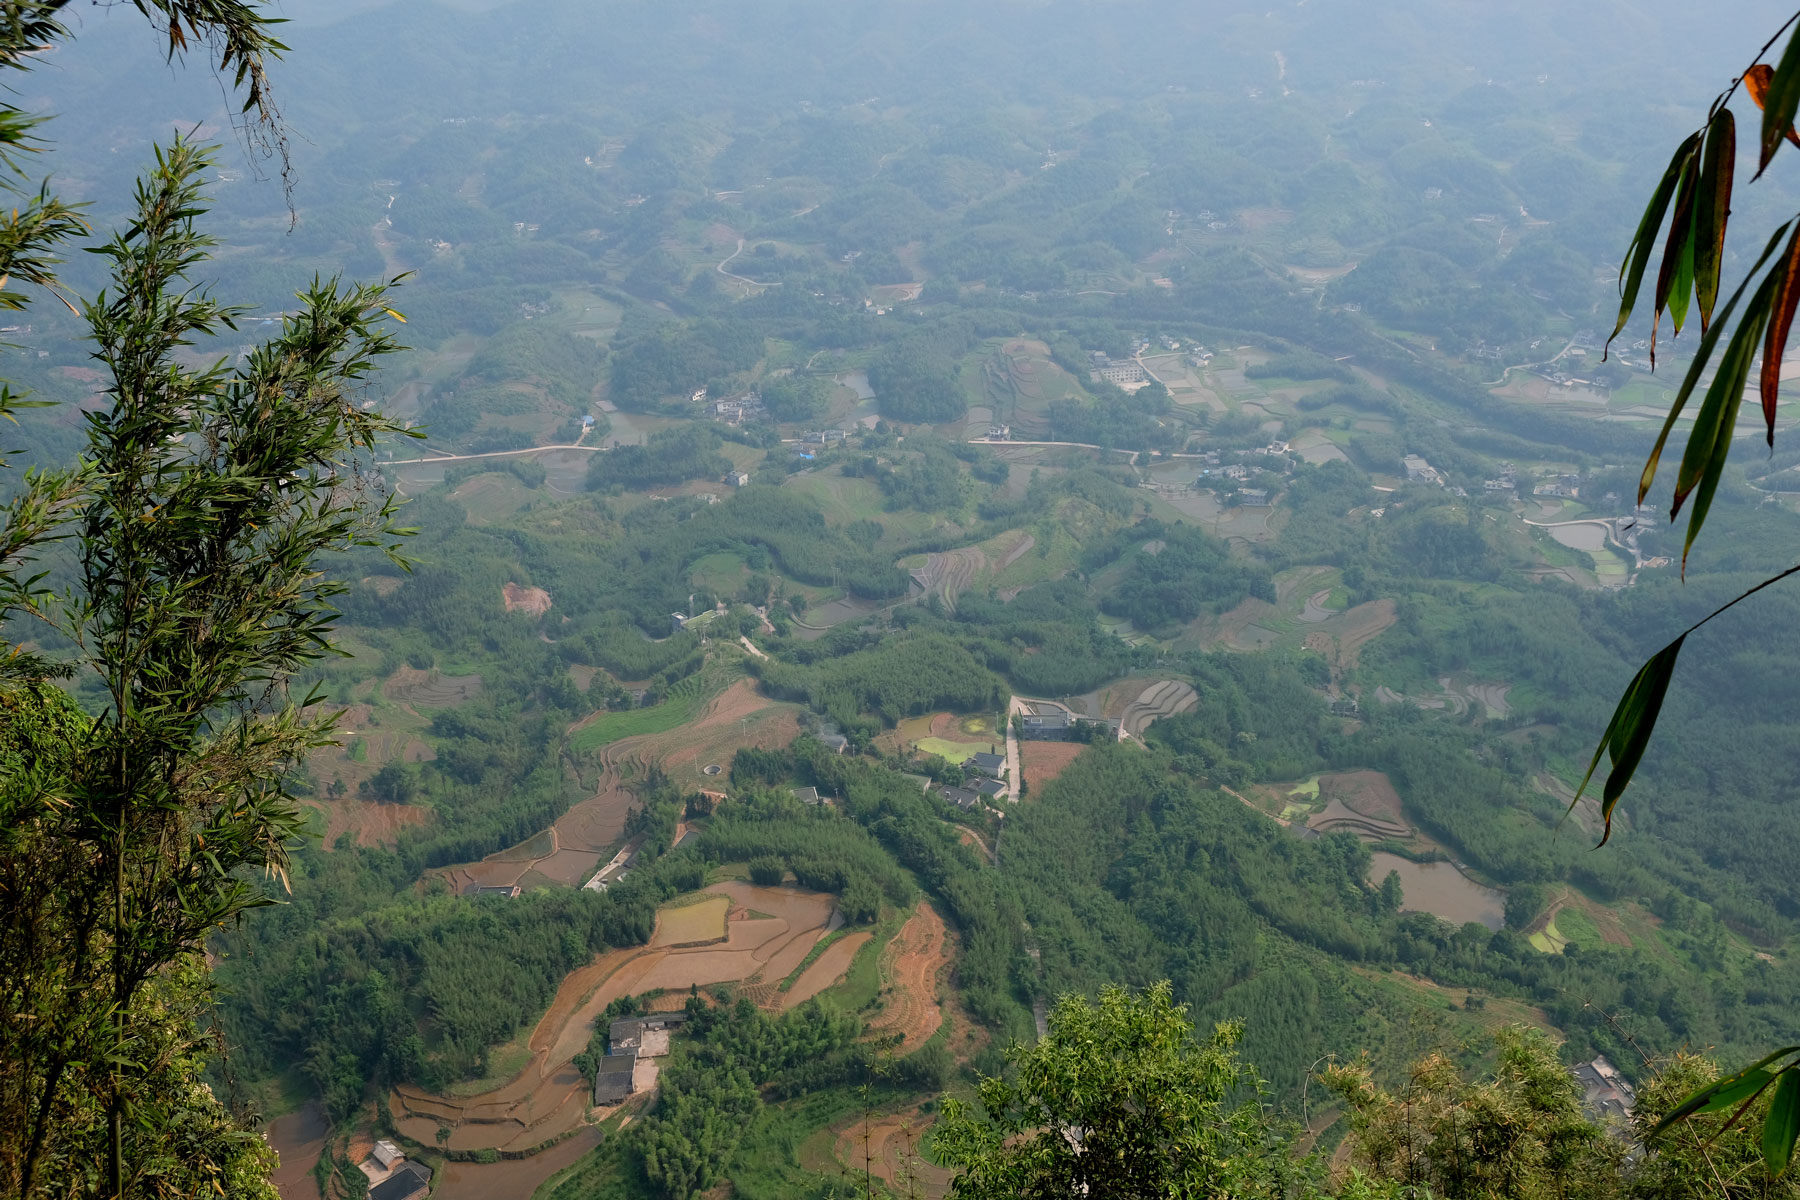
xmin=0 ymin=139 xmax=409 ymax=1198
xmin=1377 ymin=869 xmax=1403 ymax=913
xmin=931 ymin=981 xmax=1327 ymax=1199
xmin=1324 ymin=1026 xmax=1624 ymax=1200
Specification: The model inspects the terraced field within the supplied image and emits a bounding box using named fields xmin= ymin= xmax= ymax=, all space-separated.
xmin=906 ymin=546 xmax=987 ymax=611
xmin=383 ymin=666 xmax=482 ymax=709
xmin=1119 ymin=679 xmax=1198 ymax=736
xmin=388 ymin=882 xmax=841 ymax=1156
xmin=442 ymin=679 xmax=802 ymax=894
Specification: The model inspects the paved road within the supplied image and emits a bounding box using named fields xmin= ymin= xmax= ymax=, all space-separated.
xmin=1003 ymin=697 xmax=1024 ymax=803
xmin=382 ymin=438 xmax=600 ymax=467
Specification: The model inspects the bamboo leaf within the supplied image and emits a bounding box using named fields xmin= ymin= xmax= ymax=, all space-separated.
xmin=1608 ymin=134 xmax=1698 ymax=357
xmin=1638 ymin=221 xmax=1793 ymax=503
xmin=1649 ymin=1050 xmax=1797 ymax=1139
xmin=1745 ymin=64 xmax=1800 ymax=146
xmin=1695 ymin=108 xmax=1736 ymax=334
xmin=1764 ymin=224 xmax=1800 ymax=445
xmin=1588 ymin=636 xmax=1684 ymax=845
xmin=1768 ymin=1071 xmax=1800 ymax=1176
xmin=1654 ymin=150 xmax=1700 ymax=357
xmin=1673 ymin=266 xmax=1780 ymax=571
xmin=1758 ymin=31 xmax=1800 ymax=175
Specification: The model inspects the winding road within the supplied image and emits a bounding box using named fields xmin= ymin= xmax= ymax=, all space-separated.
xmin=717 ymin=238 xmax=779 ymax=288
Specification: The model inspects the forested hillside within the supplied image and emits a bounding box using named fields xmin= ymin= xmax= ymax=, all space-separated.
xmin=9 ymin=0 xmax=1800 ymax=1198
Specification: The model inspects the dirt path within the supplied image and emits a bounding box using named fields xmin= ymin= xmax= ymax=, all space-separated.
xmin=956 ymin=826 xmax=996 ymax=864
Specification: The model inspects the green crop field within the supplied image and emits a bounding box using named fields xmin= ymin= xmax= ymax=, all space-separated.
xmin=569 ymin=693 xmax=702 ymax=751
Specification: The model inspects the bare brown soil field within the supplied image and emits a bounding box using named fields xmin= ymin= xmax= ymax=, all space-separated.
xmin=502 ymin=581 xmax=552 ymax=616
xmin=430 ymin=1127 xmax=602 ymax=1200
xmin=646 ymin=679 xmax=802 ymax=782
xmin=1319 ymin=770 xmax=1405 ymax=824
xmin=870 ymin=903 xmax=948 ymax=1052
xmin=763 ymin=910 xmax=846 ymax=981
xmin=391 ymin=883 xmax=839 ymax=1154
xmin=834 ymin=1107 xmax=955 ymax=1200
xmin=383 ymin=666 xmax=482 ymax=708
xmin=471 ymin=680 xmax=796 ymax=885
xmin=435 ymin=824 xmax=603 ymax=896
xmin=1307 ymin=797 xmax=1410 ymax=840
xmin=266 ymin=1103 xmax=327 ymax=1200
xmin=785 ymin=932 xmax=872 ymax=1008
xmin=1021 ymin=740 xmax=1086 ymax=789
xmin=1328 ymin=599 xmax=1397 ymax=666
xmin=315 ymin=797 xmax=429 ymax=849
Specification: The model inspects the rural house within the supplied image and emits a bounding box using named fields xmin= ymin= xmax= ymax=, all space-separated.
xmin=594 ymin=1050 xmax=638 ymax=1106
xmin=975 ymin=778 xmax=1006 ymax=799
xmin=1021 ymin=711 xmax=1071 ymax=739
xmin=969 ymin=751 xmax=1006 ymax=777
xmin=936 ymin=785 xmax=981 ymax=809
xmin=792 ymin=786 xmax=821 ymax=805
xmin=1573 ymin=1056 xmax=1637 ymax=1123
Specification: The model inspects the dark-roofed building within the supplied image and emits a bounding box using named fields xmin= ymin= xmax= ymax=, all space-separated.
xmin=974 ymin=778 xmax=1006 ymax=799
xmin=1573 ymin=1056 xmax=1637 ymax=1123
xmin=594 ymin=1049 xmax=638 ymax=1105
xmin=1021 ymin=711 xmax=1071 ymax=740
xmin=936 ymin=785 xmax=981 ymax=809
xmin=792 ymin=786 xmax=821 ymax=805
xmin=369 ymin=1162 xmax=431 ymax=1200
xmin=969 ymin=751 xmax=1006 ymax=776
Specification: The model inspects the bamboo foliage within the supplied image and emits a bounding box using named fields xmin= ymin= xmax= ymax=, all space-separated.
xmin=0 ymin=137 xmax=412 ymax=1198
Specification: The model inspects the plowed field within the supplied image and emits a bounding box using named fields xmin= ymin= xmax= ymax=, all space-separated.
xmin=389 ymin=882 xmax=838 ymax=1154
xmin=869 ymin=902 xmax=948 ymax=1051
xmin=1021 ymin=740 xmax=1085 ymax=788
xmin=784 ymin=932 xmax=872 ymax=1008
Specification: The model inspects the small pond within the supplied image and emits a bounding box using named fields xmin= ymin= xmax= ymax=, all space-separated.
xmin=1368 ymin=851 xmax=1505 ymax=931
